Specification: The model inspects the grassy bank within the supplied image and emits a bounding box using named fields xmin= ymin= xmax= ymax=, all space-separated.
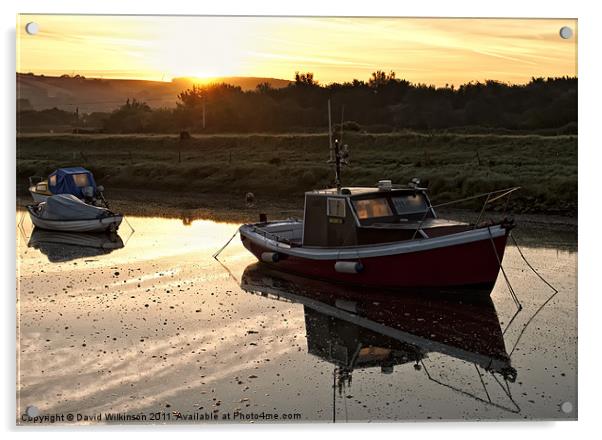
xmin=17 ymin=132 xmax=577 ymax=215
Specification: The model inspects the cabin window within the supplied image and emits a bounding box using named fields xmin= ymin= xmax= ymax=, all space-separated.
xmin=36 ymin=183 xmax=47 ymax=192
xmin=72 ymin=173 xmax=90 ymax=187
xmin=353 ymin=198 xmax=393 ymax=219
xmin=327 ymin=198 xmax=346 ymax=218
xmin=49 ymin=175 xmax=56 ymax=186
xmin=391 ymin=194 xmax=429 ymax=214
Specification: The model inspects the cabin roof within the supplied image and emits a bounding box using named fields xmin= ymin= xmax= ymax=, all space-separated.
xmin=52 ymin=167 xmax=92 ymax=175
xmin=306 ymin=187 xmax=427 ymax=197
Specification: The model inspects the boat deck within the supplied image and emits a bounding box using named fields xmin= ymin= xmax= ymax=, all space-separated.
xmin=250 ymin=218 xmax=473 ymax=247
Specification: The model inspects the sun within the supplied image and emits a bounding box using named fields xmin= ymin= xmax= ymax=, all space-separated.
xmin=151 ymin=17 xmax=262 ymax=82
xmin=166 ymin=72 xmax=223 ymax=83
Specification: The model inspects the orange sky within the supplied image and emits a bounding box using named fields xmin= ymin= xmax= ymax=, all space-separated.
xmin=16 ymin=15 xmax=577 ymax=86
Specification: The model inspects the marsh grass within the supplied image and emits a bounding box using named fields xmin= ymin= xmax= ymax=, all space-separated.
xmin=17 ymin=132 xmax=577 ymax=215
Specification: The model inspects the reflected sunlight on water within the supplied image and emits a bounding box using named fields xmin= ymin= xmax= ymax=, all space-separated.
xmin=16 ymin=213 xmax=577 ymax=423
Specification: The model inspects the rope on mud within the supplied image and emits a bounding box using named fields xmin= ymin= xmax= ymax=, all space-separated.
xmin=508 ymin=288 xmax=559 ymax=357
xmin=502 ymin=306 xmax=522 ymax=336
xmin=213 ymin=228 xmax=239 ymax=259
xmin=490 ymin=372 xmax=521 ymax=411
xmin=120 ymin=216 xmax=136 ymax=246
xmin=510 ymin=233 xmax=559 ymax=294
xmin=474 ymin=364 xmax=492 ymax=403
xmin=17 ymin=211 xmax=30 ymax=242
xmin=18 ymin=211 xmax=25 ymax=228
xmin=420 ymin=360 xmax=520 ymax=413
xmin=124 ymin=216 xmax=135 ymax=233
xmin=214 ymin=257 xmax=241 ymax=285
xmin=506 ymin=233 xmax=560 ymax=357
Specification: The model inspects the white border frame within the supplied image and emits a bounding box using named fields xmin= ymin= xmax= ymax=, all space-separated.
xmin=2 ymin=1 xmax=596 ymax=438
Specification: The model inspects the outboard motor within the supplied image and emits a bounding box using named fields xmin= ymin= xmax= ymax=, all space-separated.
xmin=95 ymin=185 xmax=110 ymax=208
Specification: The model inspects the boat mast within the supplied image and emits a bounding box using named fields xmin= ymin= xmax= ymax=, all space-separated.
xmin=328 ymin=100 xmax=333 ymax=162
xmin=334 ymin=139 xmax=342 ymax=191
xmin=328 ymin=99 xmax=345 ymax=192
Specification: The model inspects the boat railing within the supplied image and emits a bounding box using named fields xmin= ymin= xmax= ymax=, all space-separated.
xmin=411 ymin=187 xmax=521 ymax=240
xmin=250 ymin=224 xmax=302 ymax=247
xmin=28 ymin=176 xmax=44 ymax=186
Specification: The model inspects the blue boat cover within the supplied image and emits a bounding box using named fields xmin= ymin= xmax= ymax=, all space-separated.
xmin=48 ymin=167 xmax=97 ymax=198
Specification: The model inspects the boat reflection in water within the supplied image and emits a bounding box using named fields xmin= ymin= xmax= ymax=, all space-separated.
xmin=27 ymin=227 xmax=125 ymax=263
xmin=240 ymin=263 xmax=521 ymax=416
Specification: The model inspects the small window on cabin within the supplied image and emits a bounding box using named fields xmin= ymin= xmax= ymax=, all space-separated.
xmin=49 ymin=175 xmax=56 ymax=186
xmin=36 ymin=183 xmax=47 ymax=192
xmin=72 ymin=173 xmax=90 ymax=187
xmin=327 ymin=198 xmax=346 ymax=218
xmin=391 ymin=194 xmax=428 ymax=214
xmin=353 ymin=198 xmax=393 ymax=219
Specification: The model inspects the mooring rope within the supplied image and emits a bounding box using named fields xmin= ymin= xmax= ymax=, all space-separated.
xmin=420 ymin=360 xmax=520 ymax=413
xmin=508 ymin=287 xmax=559 ymax=357
xmin=213 ymin=228 xmax=239 ymax=259
xmin=474 ymin=364 xmax=492 ymax=403
xmin=510 ymin=233 xmax=559 ymax=294
xmin=123 ymin=216 xmax=135 ymax=233
xmin=505 ymin=232 xmax=560 ymax=357
xmin=214 ymin=256 xmax=241 ymax=285
xmin=502 ymin=306 xmax=522 ymax=336
xmin=488 ymin=227 xmax=522 ymax=310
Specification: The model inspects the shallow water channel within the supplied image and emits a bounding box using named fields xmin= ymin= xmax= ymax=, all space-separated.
xmin=16 ymin=212 xmax=577 ymax=423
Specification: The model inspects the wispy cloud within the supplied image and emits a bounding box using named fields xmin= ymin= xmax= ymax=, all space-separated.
xmin=17 ymin=15 xmax=577 ymax=86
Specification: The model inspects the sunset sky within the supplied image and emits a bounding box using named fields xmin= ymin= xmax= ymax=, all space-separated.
xmin=16 ymin=15 xmax=577 ymax=86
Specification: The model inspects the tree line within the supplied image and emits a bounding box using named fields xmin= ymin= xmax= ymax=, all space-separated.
xmin=17 ymin=72 xmax=577 ymax=134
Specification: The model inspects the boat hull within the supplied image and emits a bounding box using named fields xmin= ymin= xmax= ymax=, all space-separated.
xmin=29 ymin=189 xmax=50 ymax=203
xmin=240 ymin=224 xmax=510 ymax=292
xmin=27 ymin=207 xmax=123 ymax=233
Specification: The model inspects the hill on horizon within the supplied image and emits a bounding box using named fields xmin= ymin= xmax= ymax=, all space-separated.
xmin=17 ymin=73 xmax=291 ymax=113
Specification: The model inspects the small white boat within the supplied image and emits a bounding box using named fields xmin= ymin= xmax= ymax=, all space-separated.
xmin=27 ymin=194 xmax=123 ymax=233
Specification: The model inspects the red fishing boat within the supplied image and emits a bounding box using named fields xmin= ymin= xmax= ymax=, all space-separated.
xmin=240 ymin=187 xmax=515 ymax=292
xmin=239 ymin=110 xmax=518 ymax=293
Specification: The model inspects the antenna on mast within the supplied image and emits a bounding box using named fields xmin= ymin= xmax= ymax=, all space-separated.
xmin=340 ymin=104 xmax=344 ymax=145
xmin=328 ymin=99 xmax=333 ymax=162
xmin=327 ymin=100 xmax=350 ymax=193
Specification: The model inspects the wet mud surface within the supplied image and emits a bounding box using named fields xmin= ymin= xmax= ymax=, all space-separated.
xmin=16 ymin=212 xmax=577 ymax=423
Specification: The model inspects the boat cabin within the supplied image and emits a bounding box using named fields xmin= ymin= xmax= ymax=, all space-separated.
xmin=48 ymin=167 xmax=97 ymax=199
xmin=29 ymin=167 xmax=99 ymax=203
xmin=302 ymin=185 xmax=467 ymax=247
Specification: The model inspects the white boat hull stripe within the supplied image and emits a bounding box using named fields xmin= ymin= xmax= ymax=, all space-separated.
xmin=240 ymin=224 xmax=506 ymax=260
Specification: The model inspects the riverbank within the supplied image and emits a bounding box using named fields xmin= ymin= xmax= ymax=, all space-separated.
xmin=17 ymin=132 xmax=577 ymax=216
xmin=17 ymin=187 xmax=577 ymax=235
